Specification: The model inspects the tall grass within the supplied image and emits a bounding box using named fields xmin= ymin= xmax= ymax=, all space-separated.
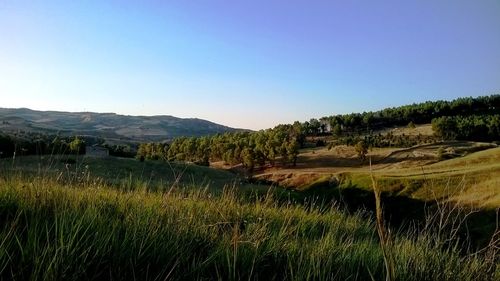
xmin=0 ymin=172 xmax=497 ymax=280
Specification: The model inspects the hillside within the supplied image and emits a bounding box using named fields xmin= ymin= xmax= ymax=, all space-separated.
xmin=255 ymin=141 xmax=500 ymax=209
xmin=0 ymin=155 xmax=255 ymax=191
xmin=0 ymin=108 xmax=240 ymax=142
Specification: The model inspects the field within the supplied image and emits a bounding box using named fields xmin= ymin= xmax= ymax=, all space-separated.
xmin=255 ymin=141 xmax=500 ymax=209
xmin=1 ymin=155 xmax=251 ymax=192
xmin=0 ymin=152 xmax=498 ymax=280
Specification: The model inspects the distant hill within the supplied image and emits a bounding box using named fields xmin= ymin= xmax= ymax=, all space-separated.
xmin=0 ymin=108 xmax=241 ymax=142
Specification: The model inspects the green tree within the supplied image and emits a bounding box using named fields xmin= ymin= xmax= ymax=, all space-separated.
xmin=69 ymin=137 xmax=84 ymax=154
xmin=241 ymin=147 xmax=255 ymax=173
xmin=286 ymin=139 xmax=299 ymax=166
xmin=332 ymin=124 xmax=342 ymax=137
xmin=308 ymin=118 xmax=321 ymax=135
xmin=432 ymin=117 xmax=457 ymax=140
xmin=354 ymin=140 xmax=368 ymax=161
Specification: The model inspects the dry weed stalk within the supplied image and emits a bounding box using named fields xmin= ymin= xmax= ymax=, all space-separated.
xmin=424 ymin=174 xmax=479 ymax=247
xmin=422 ymin=170 xmax=499 ymax=277
xmin=474 ymin=208 xmax=499 ymax=276
xmin=370 ymin=158 xmax=395 ymax=281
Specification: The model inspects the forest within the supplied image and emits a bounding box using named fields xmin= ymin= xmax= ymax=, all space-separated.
xmin=432 ymin=114 xmax=500 ymax=141
xmin=137 ymin=124 xmax=301 ymax=172
xmin=319 ymin=94 xmax=500 ymax=135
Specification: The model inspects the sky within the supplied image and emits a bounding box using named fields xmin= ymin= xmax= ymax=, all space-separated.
xmin=1 ymin=0 xmax=499 ymax=130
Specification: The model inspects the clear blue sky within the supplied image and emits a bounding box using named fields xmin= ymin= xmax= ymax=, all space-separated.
xmin=1 ymin=0 xmax=499 ymax=130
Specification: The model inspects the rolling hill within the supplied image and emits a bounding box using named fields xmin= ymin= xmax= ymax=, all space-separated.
xmin=0 ymin=107 xmax=240 ymax=142
xmin=255 ymin=140 xmax=500 ymax=209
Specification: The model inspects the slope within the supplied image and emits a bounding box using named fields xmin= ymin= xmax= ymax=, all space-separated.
xmin=0 ymin=107 xmax=240 ymax=142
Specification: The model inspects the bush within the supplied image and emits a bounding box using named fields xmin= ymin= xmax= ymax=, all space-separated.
xmin=315 ymin=139 xmax=326 ymax=147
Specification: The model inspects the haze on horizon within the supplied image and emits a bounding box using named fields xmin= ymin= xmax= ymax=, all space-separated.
xmin=1 ymin=0 xmax=500 ymax=130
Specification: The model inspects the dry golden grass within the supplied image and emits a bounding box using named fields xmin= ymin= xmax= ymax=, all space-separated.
xmin=451 ymin=177 xmax=500 ymax=209
xmin=377 ymin=124 xmax=434 ymax=137
xmin=255 ymin=142 xmax=500 ymax=209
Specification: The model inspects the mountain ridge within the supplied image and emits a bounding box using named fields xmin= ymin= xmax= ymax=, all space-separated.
xmin=0 ymin=107 xmax=243 ymax=143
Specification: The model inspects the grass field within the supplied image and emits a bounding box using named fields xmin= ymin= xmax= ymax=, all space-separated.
xmin=255 ymin=141 xmax=500 ymax=209
xmin=0 ymin=154 xmax=498 ymax=280
xmin=1 ymin=155 xmax=257 ymax=193
xmin=0 ymin=173 xmax=498 ymax=280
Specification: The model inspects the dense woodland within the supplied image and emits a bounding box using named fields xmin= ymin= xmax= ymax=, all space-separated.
xmin=432 ymin=114 xmax=500 ymax=141
xmin=137 ymin=125 xmax=301 ymax=172
xmin=319 ymin=94 xmax=500 ymax=135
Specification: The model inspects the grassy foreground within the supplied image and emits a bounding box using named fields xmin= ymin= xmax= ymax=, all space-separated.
xmin=0 ymin=172 xmax=498 ymax=281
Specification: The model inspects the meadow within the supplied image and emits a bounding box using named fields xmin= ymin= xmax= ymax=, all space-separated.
xmin=0 ymin=155 xmax=498 ymax=280
xmin=256 ymin=141 xmax=500 ymax=209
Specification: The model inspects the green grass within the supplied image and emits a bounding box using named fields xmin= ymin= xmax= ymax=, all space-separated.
xmin=0 ymin=163 xmax=498 ymax=280
xmin=1 ymin=155 xmax=259 ymax=192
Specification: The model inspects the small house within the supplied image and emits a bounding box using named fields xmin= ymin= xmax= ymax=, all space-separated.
xmin=85 ymin=145 xmax=109 ymax=158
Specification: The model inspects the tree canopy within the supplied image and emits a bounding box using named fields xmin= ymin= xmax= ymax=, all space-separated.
xmin=137 ymin=125 xmax=303 ymax=172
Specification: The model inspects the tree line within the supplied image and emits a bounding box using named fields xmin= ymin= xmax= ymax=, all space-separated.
xmin=0 ymin=134 xmax=86 ymax=157
xmin=0 ymin=132 xmax=136 ymax=158
xmin=320 ymin=94 xmax=500 ymax=135
xmin=136 ymin=124 xmax=302 ymax=172
xmin=330 ymin=131 xmax=437 ymax=149
xmin=432 ymin=114 xmax=500 ymax=141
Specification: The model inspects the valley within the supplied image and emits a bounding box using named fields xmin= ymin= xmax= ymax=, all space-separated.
xmin=1 ymin=96 xmax=499 ymax=280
